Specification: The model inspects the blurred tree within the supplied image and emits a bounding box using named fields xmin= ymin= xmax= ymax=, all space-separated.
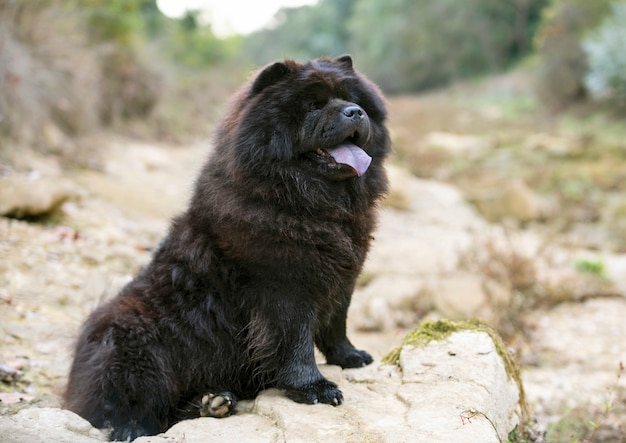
xmin=166 ymin=10 xmax=227 ymax=67
xmin=181 ymin=9 xmax=200 ymax=31
xmin=241 ymin=0 xmax=356 ymax=65
xmin=349 ymin=0 xmax=547 ymax=93
xmin=140 ymin=0 xmax=167 ymax=37
xmin=240 ymin=0 xmax=546 ymax=93
xmin=80 ymin=0 xmax=147 ymax=46
xmin=534 ymin=0 xmax=612 ymax=108
xmin=583 ymin=2 xmax=626 ymax=109
xmin=78 ymin=0 xmax=167 ymax=42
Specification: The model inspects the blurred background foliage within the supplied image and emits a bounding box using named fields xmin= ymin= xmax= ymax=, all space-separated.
xmin=582 ymin=2 xmax=626 ymax=109
xmin=0 ymin=0 xmax=625 ymax=151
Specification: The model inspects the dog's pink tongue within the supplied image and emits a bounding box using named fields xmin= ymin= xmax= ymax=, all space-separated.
xmin=327 ymin=143 xmax=372 ymax=176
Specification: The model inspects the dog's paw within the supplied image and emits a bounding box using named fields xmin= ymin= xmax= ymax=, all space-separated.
xmin=110 ymin=420 xmax=147 ymax=441
xmin=327 ymin=348 xmax=373 ymax=369
xmin=286 ymin=378 xmax=343 ymax=406
xmin=199 ymin=392 xmax=237 ymax=418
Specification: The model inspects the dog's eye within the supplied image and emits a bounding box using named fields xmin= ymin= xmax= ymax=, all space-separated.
xmin=305 ymin=100 xmax=325 ymax=111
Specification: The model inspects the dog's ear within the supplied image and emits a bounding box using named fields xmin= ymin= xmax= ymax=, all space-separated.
xmin=252 ymin=62 xmax=291 ymax=93
xmin=335 ymin=55 xmax=353 ymax=71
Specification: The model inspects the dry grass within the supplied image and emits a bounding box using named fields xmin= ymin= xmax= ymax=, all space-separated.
xmin=459 ymin=228 xmax=618 ymax=340
xmin=0 ymin=2 xmax=101 ymax=149
xmin=547 ymin=362 xmax=625 ymax=443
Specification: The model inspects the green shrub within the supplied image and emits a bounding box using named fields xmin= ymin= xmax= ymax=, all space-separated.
xmin=574 ymin=258 xmax=606 ymax=276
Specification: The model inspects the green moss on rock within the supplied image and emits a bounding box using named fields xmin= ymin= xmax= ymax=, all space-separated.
xmin=382 ymin=318 xmax=484 ymax=365
xmin=382 ymin=318 xmax=531 ymax=431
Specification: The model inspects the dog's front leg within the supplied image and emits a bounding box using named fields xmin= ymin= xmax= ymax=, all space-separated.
xmin=247 ymin=306 xmax=343 ymax=406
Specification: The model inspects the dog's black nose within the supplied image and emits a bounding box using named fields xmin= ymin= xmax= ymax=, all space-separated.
xmin=343 ymin=105 xmax=364 ymax=121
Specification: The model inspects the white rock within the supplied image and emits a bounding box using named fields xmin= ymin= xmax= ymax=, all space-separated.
xmin=398 ymin=331 xmax=520 ymax=443
xmin=0 ymin=174 xmax=83 ymax=218
xmin=0 ymin=407 xmax=107 ymax=443
xmin=0 ymin=331 xmax=521 ymax=443
xmin=135 ymin=414 xmax=282 ymax=443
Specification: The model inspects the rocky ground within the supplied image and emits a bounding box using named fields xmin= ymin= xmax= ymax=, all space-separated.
xmin=1 ymin=84 xmax=626 ymax=441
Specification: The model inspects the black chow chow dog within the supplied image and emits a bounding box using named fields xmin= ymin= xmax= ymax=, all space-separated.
xmin=65 ymin=55 xmax=390 ymax=441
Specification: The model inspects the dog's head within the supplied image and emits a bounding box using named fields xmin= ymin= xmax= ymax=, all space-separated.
xmin=218 ymin=56 xmax=390 ymax=183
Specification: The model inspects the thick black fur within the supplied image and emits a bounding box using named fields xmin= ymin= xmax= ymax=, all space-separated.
xmin=64 ymin=56 xmax=390 ymax=441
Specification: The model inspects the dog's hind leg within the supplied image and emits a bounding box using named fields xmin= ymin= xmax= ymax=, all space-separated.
xmin=66 ymin=307 xmax=176 ymax=441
